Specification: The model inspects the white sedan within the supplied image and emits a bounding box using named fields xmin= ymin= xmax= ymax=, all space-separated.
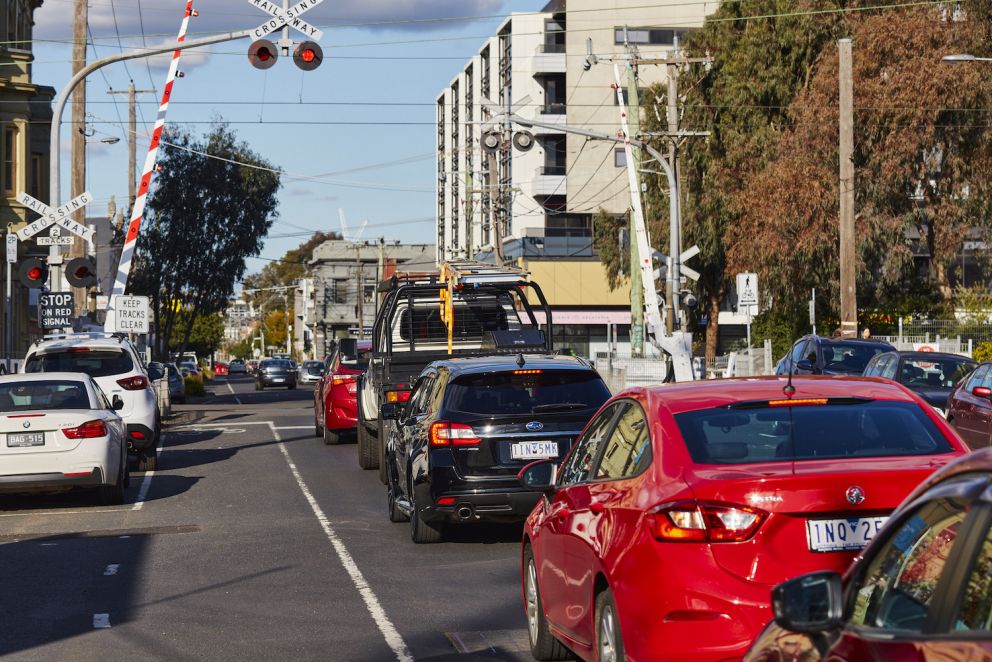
xmin=0 ymin=372 xmax=129 ymax=504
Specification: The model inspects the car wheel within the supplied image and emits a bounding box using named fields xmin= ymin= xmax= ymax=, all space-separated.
xmin=323 ymin=425 xmax=340 ymax=445
xmin=314 ymin=416 xmax=323 ymax=438
xmin=410 ymin=488 xmax=443 ymax=544
xmin=377 ymin=418 xmax=388 ymax=485
xmin=137 ymin=447 xmax=157 ymax=472
xmin=595 ymin=589 xmax=626 ymax=662
xmin=358 ymin=422 xmax=379 ymax=470
xmin=386 ymin=461 xmax=409 ymax=523
xmin=524 ymin=545 xmax=571 ymax=661
xmin=96 ymin=454 xmax=127 ymax=505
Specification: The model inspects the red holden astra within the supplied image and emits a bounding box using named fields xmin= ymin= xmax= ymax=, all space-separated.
xmin=519 ymin=375 xmax=968 ymax=662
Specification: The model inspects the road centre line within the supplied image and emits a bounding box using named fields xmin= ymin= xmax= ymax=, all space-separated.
xmin=267 ymin=422 xmax=412 ymax=662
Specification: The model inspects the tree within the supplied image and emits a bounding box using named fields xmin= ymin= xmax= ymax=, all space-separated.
xmin=131 ymin=123 xmax=281 ymax=360
xmin=262 ymin=308 xmax=288 ymax=351
xmin=168 ymin=311 xmax=224 ymax=358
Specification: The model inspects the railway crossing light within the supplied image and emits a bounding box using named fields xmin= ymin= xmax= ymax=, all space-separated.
xmin=481 ymin=131 xmax=501 ymax=153
xmin=65 ymin=257 xmax=98 ymax=288
xmin=512 ymin=130 xmax=535 ymax=152
xmin=293 ymin=41 xmax=322 ymax=71
xmin=248 ymin=39 xmax=278 ymax=70
xmin=17 ymin=258 xmax=48 ymax=288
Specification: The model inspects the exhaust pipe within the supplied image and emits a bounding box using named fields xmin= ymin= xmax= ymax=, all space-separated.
xmin=457 ymin=505 xmax=474 ymax=521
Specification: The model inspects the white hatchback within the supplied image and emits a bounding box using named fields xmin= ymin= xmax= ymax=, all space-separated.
xmin=23 ymin=334 xmax=160 ymax=471
xmin=0 ymin=372 xmax=128 ymax=504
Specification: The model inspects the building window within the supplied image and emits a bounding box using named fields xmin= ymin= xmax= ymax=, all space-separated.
xmin=330 ymin=280 xmax=348 ymax=304
xmin=614 ymin=27 xmax=692 ymax=46
xmin=542 ymin=136 xmax=566 ymax=174
xmin=542 ymin=18 xmax=565 ymax=53
xmin=30 ymin=153 xmax=41 ymax=199
xmin=4 ymin=125 xmax=18 ymax=195
xmin=614 ymin=148 xmax=627 ymax=168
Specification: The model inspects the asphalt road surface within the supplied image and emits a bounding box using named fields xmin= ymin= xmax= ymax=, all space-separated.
xmin=0 ymin=375 xmax=532 ymax=661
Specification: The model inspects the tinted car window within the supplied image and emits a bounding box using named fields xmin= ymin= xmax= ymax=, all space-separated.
xmin=675 ymin=400 xmax=953 ymax=464
xmin=445 ymin=370 xmax=610 ymax=416
xmin=899 ymin=357 xmax=976 ymax=389
xmin=820 ymin=342 xmax=888 ymax=374
xmin=595 ymin=403 xmax=652 ymax=480
xmin=850 ymin=497 xmax=967 ymax=632
xmin=559 ymin=403 xmax=621 ymax=486
xmin=26 ymin=349 xmax=134 ymax=378
xmin=954 ymin=519 xmax=992 ymax=631
xmin=0 ymin=380 xmax=90 ymax=411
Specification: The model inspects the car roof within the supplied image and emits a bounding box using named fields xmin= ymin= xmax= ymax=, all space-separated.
xmin=30 ymin=337 xmax=130 ymax=353
xmin=427 ymin=353 xmax=593 ymax=376
xmin=811 ymin=336 xmax=894 ymax=348
xmin=624 ymin=375 xmax=922 ymax=416
xmin=0 ymin=372 xmax=94 ymax=384
xmin=889 ymin=351 xmax=976 ymax=362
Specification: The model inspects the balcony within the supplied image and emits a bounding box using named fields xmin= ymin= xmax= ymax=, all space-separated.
xmin=533 ymin=44 xmax=565 ymax=74
xmin=532 ymin=166 xmax=566 ymax=196
xmin=541 ymin=102 xmax=566 ymax=115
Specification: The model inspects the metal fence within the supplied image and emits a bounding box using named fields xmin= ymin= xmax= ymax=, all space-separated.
xmin=881 ymin=319 xmax=992 ymax=346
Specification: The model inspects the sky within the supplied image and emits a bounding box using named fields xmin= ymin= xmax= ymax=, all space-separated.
xmin=32 ymin=0 xmax=544 ymax=278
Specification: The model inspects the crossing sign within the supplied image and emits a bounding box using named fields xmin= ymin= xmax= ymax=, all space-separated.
xmin=36 ymin=226 xmax=74 ymax=247
xmin=736 ymin=272 xmax=759 ymax=315
xmin=15 ymin=191 xmax=94 ymax=241
xmin=248 ymin=0 xmax=325 ymax=41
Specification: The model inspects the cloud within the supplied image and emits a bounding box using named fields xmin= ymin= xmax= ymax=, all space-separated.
xmin=35 ymin=0 xmax=510 ymax=43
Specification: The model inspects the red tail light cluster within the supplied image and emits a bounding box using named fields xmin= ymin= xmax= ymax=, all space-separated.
xmin=62 ymin=420 xmax=108 ymax=439
xmin=648 ymin=500 xmax=767 ymax=543
xmin=386 ymin=389 xmax=411 ymax=403
xmin=429 ymin=421 xmax=480 ymax=447
xmin=116 ymin=375 xmax=148 ymax=391
xmin=331 ymin=375 xmax=356 ymax=386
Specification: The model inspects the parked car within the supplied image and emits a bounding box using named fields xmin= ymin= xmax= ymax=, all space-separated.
xmin=518 ymin=375 xmax=968 ymax=662
xmin=165 ymin=362 xmax=186 ymax=404
xmin=255 ymin=359 xmax=297 ymax=390
xmin=212 ymin=362 xmax=229 ymax=377
xmin=947 ymin=360 xmax=992 ymax=449
xmin=314 ymin=341 xmax=371 ymax=445
xmin=0 ymin=372 xmax=128 ymax=503
xmin=776 ymin=335 xmax=895 ymax=376
xmin=745 ymin=447 xmax=992 ymax=662
xmin=299 ymin=360 xmax=323 ymax=385
xmin=228 ymin=359 xmax=247 ymax=374
xmin=864 ymin=350 xmax=976 ymax=416
xmin=178 ymin=361 xmax=202 ymax=384
xmin=23 ymin=333 xmax=161 ymax=471
xmin=382 ymin=354 xmax=611 ymax=543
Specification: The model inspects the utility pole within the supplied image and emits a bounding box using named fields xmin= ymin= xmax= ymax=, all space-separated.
xmin=108 ymin=82 xmax=155 ymax=215
xmin=624 ymin=55 xmax=645 ymax=358
xmin=489 ymin=150 xmax=503 ymax=263
xmin=665 ymin=47 xmax=681 ymax=336
xmin=355 ymin=244 xmax=364 ymax=338
xmin=838 ymin=39 xmax=857 ymax=338
xmin=68 ymin=0 xmax=88 ymax=312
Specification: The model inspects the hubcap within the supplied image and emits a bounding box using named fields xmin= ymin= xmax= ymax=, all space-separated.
xmin=598 ymin=603 xmax=617 ymax=662
xmin=525 ymin=560 xmax=539 ymax=645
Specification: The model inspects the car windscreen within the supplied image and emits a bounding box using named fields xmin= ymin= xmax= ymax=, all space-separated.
xmin=674 ymin=400 xmax=953 ymax=464
xmin=898 ymin=357 xmax=976 ymax=389
xmin=445 ymin=370 xmax=610 ymax=416
xmin=0 ymin=380 xmax=91 ymax=411
xmin=26 ymin=349 xmax=134 ymax=378
xmin=820 ymin=342 xmax=888 ymax=374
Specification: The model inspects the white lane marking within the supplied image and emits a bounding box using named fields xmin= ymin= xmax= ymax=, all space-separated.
xmin=119 ymin=535 xmax=130 ymax=539
xmin=104 ymin=564 xmax=120 ymax=576
xmin=93 ymin=613 xmax=111 ymax=628
xmin=131 ymin=445 xmax=163 ymax=512
xmin=268 ymin=422 xmax=412 ymax=662
xmin=272 ymin=426 xmax=314 ymax=430
xmin=225 ymin=380 xmax=242 ymax=405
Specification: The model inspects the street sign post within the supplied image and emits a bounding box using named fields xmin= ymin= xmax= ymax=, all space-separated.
xmin=112 ymin=295 xmax=150 ymax=334
xmin=4 ymin=230 xmax=14 ymax=366
xmin=5 ymin=233 xmax=15 ymax=263
xmin=737 ymin=272 xmax=759 ymax=349
xmin=38 ymin=292 xmax=74 ymax=330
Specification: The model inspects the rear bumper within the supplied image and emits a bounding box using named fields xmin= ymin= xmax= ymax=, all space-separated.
xmin=326 ymin=395 xmax=358 ymax=430
xmin=259 ymin=375 xmax=296 ymax=387
xmin=418 ymin=481 xmax=541 ymax=523
xmin=0 ymin=467 xmax=105 ymax=492
xmin=126 ymin=424 xmax=156 ymax=451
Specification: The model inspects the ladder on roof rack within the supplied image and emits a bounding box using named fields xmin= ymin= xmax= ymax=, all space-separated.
xmin=41 ymin=332 xmax=124 ymax=341
xmin=437 ymin=260 xmax=531 ymax=354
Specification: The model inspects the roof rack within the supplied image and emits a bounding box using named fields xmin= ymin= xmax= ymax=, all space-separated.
xmin=377 ymin=271 xmax=439 ymax=293
xmin=441 ymin=260 xmax=530 ymax=287
xmin=39 ymin=332 xmax=125 ymax=343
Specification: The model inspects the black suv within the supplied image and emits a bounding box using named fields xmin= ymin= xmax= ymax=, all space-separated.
xmin=775 ymin=335 xmax=895 ymax=376
xmin=255 ymin=359 xmax=297 ymax=390
xmin=381 ymin=354 xmax=611 ymax=543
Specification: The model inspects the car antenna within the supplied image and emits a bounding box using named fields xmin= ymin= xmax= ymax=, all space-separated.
xmin=783 ymin=342 xmax=797 ymax=397
xmin=516 ymin=353 xmax=525 ymax=368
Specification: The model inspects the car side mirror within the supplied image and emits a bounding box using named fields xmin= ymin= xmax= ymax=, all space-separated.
xmin=381 ymin=402 xmax=404 ymax=420
xmin=518 ymin=459 xmax=557 ymax=496
xmin=796 ymin=359 xmax=813 ymax=371
xmin=772 ymin=571 xmax=843 ymax=634
xmin=112 ymin=395 xmax=125 ymax=411
xmin=147 ymin=365 xmax=163 ymax=381
xmin=973 ymin=386 xmax=992 ymax=398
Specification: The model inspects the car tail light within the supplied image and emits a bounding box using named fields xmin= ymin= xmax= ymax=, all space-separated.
xmin=116 ymin=375 xmax=148 ymax=391
xmin=647 ymin=500 xmax=767 ymax=543
xmin=62 ymin=420 xmax=108 ymax=439
xmin=767 ymin=398 xmax=829 ymax=407
xmin=436 ymin=496 xmax=456 ymax=506
xmin=129 ymin=430 xmax=146 ymax=441
xmin=973 ymin=386 xmax=992 ymax=398
xmin=386 ymin=390 xmax=411 ymax=403
xmin=332 ymin=375 xmax=356 ymax=386
xmin=429 ymin=421 xmax=480 ymax=447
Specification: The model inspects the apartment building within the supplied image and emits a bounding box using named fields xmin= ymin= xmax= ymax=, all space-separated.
xmin=435 ymin=0 xmax=711 ymax=357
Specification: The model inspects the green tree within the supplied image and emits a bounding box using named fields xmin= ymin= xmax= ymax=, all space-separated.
xmin=241 ymin=231 xmax=340 ymax=313
xmin=168 ymin=311 xmax=224 ymax=358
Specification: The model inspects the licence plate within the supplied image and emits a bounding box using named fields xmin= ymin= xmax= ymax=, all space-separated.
xmin=7 ymin=432 xmax=45 ymax=448
xmin=511 ymin=441 xmax=558 ymax=460
xmin=271 ymin=377 xmax=285 ymax=382
xmin=806 ymin=516 xmax=888 ymax=552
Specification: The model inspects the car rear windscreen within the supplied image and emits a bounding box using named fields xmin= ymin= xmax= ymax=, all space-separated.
xmin=820 ymin=342 xmax=888 ymax=373
xmin=674 ymin=400 xmax=953 ymax=464
xmin=899 ymin=358 xmax=975 ymax=389
xmin=26 ymin=349 xmax=133 ymax=378
xmin=445 ymin=370 xmax=610 ymax=416
xmin=0 ymin=380 xmax=90 ymax=411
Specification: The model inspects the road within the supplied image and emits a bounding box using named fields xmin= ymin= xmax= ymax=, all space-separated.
xmin=0 ymin=375 xmax=532 ymax=661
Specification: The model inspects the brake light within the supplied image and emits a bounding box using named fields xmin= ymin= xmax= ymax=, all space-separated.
xmin=429 ymin=421 xmax=480 ymax=447
xmin=129 ymin=430 xmax=146 ymax=440
xmin=332 ymin=376 xmax=357 ymax=386
xmin=62 ymin=420 xmax=108 ymax=439
xmin=436 ymin=497 xmax=456 ymax=506
xmin=66 ymin=347 xmax=91 ymax=353
xmin=386 ymin=390 xmax=411 ymax=403
xmin=767 ymin=398 xmax=828 ymax=407
xmin=647 ymin=501 xmax=767 ymax=543
xmin=513 ymin=369 xmax=543 ymax=375
xmin=116 ymin=375 xmax=148 ymax=390
xmin=974 ymin=386 xmax=992 ymax=397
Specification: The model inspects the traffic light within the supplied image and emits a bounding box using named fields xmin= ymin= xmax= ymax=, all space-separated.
xmin=17 ymin=258 xmax=48 ymax=289
xmin=293 ymin=41 xmax=322 ymax=71
xmin=248 ymin=39 xmax=278 ymax=70
xmin=65 ymin=257 xmax=98 ymax=288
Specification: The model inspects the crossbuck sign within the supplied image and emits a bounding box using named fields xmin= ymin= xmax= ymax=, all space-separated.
xmin=248 ymin=0 xmax=325 ymax=41
xmin=15 ymin=191 xmax=94 ymax=242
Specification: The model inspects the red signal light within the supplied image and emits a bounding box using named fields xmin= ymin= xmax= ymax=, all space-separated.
xmin=293 ymin=41 xmax=322 ymax=71
xmin=257 ymin=46 xmax=273 ymax=61
xmin=27 ymin=267 xmax=42 ymax=280
xmin=301 ymin=48 xmax=316 ymax=63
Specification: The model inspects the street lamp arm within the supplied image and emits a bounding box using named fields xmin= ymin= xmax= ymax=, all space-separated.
xmin=50 ymin=28 xmax=254 ymax=204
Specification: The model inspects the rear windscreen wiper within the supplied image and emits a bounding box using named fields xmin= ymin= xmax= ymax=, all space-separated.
xmin=532 ymin=403 xmax=591 ymax=412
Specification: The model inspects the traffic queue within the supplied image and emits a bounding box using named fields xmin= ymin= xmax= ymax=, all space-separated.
xmin=305 ymin=260 xmax=992 ymax=661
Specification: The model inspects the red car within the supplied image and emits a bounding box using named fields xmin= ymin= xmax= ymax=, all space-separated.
xmin=518 ymin=376 xmax=968 ymax=662
xmin=746 ymin=447 xmax=992 ymax=661
xmin=947 ymin=359 xmax=992 ymax=449
xmin=313 ymin=340 xmax=371 ymax=445
xmin=212 ymin=362 xmax=229 ymax=376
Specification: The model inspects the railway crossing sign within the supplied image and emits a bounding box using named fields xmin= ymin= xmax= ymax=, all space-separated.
xmin=15 ymin=191 xmax=94 ymax=242
xmin=248 ymin=0 xmax=325 ymax=41
xmin=36 ymin=226 xmax=74 ymax=247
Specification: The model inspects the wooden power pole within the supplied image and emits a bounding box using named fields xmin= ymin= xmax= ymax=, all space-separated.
xmin=69 ymin=0 xmax=87 ymax=315
xmin=108 ymin=82 xmax=155 ymax=216
xmin=838 ymin=39 xmax=857 ymax=337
